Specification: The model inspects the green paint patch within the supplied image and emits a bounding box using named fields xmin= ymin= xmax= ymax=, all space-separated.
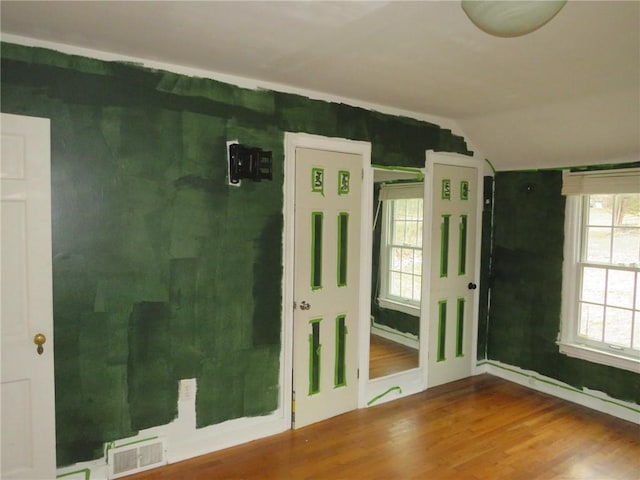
xmin=489 ymin=171 xmax=639 ymax=404
xmin=128 ymin=302 xmax=177 ymax=430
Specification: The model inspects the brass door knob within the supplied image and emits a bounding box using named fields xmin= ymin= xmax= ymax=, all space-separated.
xmin=33 ymin=333 xmax=46 ymax=355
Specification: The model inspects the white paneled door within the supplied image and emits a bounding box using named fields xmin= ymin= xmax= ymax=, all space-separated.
xmin=425 ymin=151 xmax=481 ymax=388
xmin=1 ymin=113 xmax=56 ymax=479
xmin=292 ymin=145 xmax=363 ymax=429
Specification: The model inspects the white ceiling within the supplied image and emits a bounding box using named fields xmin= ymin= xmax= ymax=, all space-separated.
xmin=1 ymin=1 xmax=638 ymax=171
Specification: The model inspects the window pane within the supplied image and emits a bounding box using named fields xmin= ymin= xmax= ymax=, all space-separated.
xmin=383 ymin=197 xmax=423 ymax=307
xmin=581 ymin=267 xmax=606 ymax=304
xmin=587 ymin=195 xmax=613 ymax=226
xmin=389 ymin=271 xmax=401 ymax=297
xmin=413 ymin=249 xmax=422 ymax=275
xmin=607 ymin=269 xmax=634 ymax=309
xmin=604 ymin=307 xmax=632 ymax=347
xmin=405 ymin=221 xmax=418 ymax=246
xmin=634 ymin=314 xmax=640 ymax=350
xmin=406 ymin=199 xmax=420 ymax=220
xmin=612 ymin=228 xmax=639 ymax=265
xmin=402 ymin=248 xmax=415 ymax=273
xmin=391 ymin=247 xmax=402 ymax=271
xmin=393 ymin=220 xmax=406 ymax=244
xmin=585 ymin=227 xmax=611 ymax=262
xmin=636 ymin=278 xmax=640 ymax=310
xmin=614 ymin=194 xmax=640 ymax=226
xmin=394 ymin=200 xmax=407 ymax=220
xmin=579 ymin=303 xmax=603 ymax=341
xmin=413 ymin=276 xmax=421 ymax=302
xmin=400 ymin=273 xmax=413 ymax=299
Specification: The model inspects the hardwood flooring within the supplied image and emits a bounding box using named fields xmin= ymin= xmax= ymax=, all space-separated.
xmin=369 ymin=334 xmax=419 ymax=379
xmin=125 ymin=375 xmax=639 ymax=480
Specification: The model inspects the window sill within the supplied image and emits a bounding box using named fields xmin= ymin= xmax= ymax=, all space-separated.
xmin=558 ymin=342 xmax=640 ymax=374
xmin=377 ymin=298 xmax=420 ymax=317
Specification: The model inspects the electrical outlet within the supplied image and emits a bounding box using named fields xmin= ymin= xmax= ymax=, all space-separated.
xmin=179 ymin=378 xmax=196 ymax=402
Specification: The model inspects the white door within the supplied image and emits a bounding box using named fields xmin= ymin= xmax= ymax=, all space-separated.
xmin=1 ymin=113 xmax=56 ymax=479
xmin=292 ymin=147 xmax=362 ymax=428
xmin=425 ymin=151 xmax=481 ymax=388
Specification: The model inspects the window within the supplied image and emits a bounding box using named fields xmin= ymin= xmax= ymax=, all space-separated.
xmin=560 ymin=168 xmax=640 ymax=372
xmin=378 ymin=183 xmax=424 ymax=315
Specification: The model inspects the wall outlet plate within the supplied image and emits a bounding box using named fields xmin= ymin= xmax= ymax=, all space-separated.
xmin=179 ymin=378 xmax=197 ymax=402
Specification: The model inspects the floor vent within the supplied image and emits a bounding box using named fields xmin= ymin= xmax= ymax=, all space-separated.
xmin=106 ymin=437 xmax=167 ymax=479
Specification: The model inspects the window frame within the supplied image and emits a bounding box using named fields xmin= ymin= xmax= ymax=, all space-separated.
xmin=377 ymin=184 xmax=424 ymax=317
xmin=559 ymin=170 xmax=640 ymax=373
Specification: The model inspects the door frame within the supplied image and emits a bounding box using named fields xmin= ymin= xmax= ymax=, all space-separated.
xmin=282 ymin=133 xmax=371 ymax=426
xmin=422 ymin=150 xmax=484 ymax=387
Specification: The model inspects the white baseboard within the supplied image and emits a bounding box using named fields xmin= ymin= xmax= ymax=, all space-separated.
xmin=371 ymin=321 xmax=419 ymax=349
xmin=56 ymin=407 xmax=288 ymax=479
xmin=480 ymin=360 xmax=640 ymax=424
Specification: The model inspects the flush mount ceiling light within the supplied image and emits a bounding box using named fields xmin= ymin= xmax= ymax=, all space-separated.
xmin=461 ymin=0 xmax=567 ymax=37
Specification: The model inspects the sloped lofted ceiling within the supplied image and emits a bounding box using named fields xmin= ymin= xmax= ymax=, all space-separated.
xmin=1 ymin=1 xmax=638 ymax=171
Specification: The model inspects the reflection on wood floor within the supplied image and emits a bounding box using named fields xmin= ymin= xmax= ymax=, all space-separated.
xmin=369 ymin=334 xmax=419 ymax=378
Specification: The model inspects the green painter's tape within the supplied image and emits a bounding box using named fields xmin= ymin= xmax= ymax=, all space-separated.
xmin=477 ymin=361 xmax=640 ymax=414
xmin=311 ymin=212 xmax=323 ymax=290
xmin=337 ymin=212 xmax=349 ymax=287
xmin=312 ymin=167 xmax=325 ymax=195
xmin=437 ymin=300 xmax=447 ymax=362
xmin=458 ymin=215 xmax=467 ymax=276
xmin=484 ymin=158 xmax=497 ymax=175
xmin=367 ymin=386 xmax=403 ymax=406
xmin=440 ymin=215 xmax=451 ymax=278
xmin=334 ymin=315 xmax=347 ymax=387
xmin=309 ymin=318 xmax=322 ymax=395
xmin=57 ymin=469 xmax=91 ymax=480
xmin=456 ymin=298 xmax=465 ymax=358
xmin=460 ymin=180 xmax=469 ymax=200
xmin=338 ymin=170 xmax=350 ymax=195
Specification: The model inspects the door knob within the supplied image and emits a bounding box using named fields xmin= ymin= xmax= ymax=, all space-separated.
xmin=33 ymin=333 xmax=46 ymax=355
xmin=299 ymin=301 xmax=311 ymax=311
xmin=468 ymin=282 xmax=477 ymax=290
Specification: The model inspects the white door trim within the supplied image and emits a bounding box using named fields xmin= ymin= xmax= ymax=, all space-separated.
xmin=422 ymin=150 xmax=484 ymax=388
xmin=282 ymin=133 xmax=371 ymax=425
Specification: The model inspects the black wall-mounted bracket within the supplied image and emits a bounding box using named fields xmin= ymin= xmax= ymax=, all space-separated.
xmin=228 ymin=143 xmax=273 ymax=185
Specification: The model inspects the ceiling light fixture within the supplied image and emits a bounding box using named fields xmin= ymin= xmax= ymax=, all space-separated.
xmin=461 ymin=0 xmax=567 ymax=38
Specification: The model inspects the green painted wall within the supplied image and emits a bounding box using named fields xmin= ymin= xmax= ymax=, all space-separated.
xmin=1 ymin=43 xmax=472 ymax=466
xmin=476 ymin=176 xmax=493 ymax=360
xmin=488 ymin=170 xmax=640 ymax=403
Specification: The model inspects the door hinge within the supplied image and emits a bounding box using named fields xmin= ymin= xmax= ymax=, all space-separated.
xmin=357 ymin=368 xmax=360 ymax=379
xmin=291 ymin=390 xmax=296 ymax=427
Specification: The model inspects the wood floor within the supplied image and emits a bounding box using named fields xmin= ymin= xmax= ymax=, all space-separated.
xmin=369 ymin=334 xmax=419 ymax=379
xmin=125 ymin=375 xmax=639 ymax=480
